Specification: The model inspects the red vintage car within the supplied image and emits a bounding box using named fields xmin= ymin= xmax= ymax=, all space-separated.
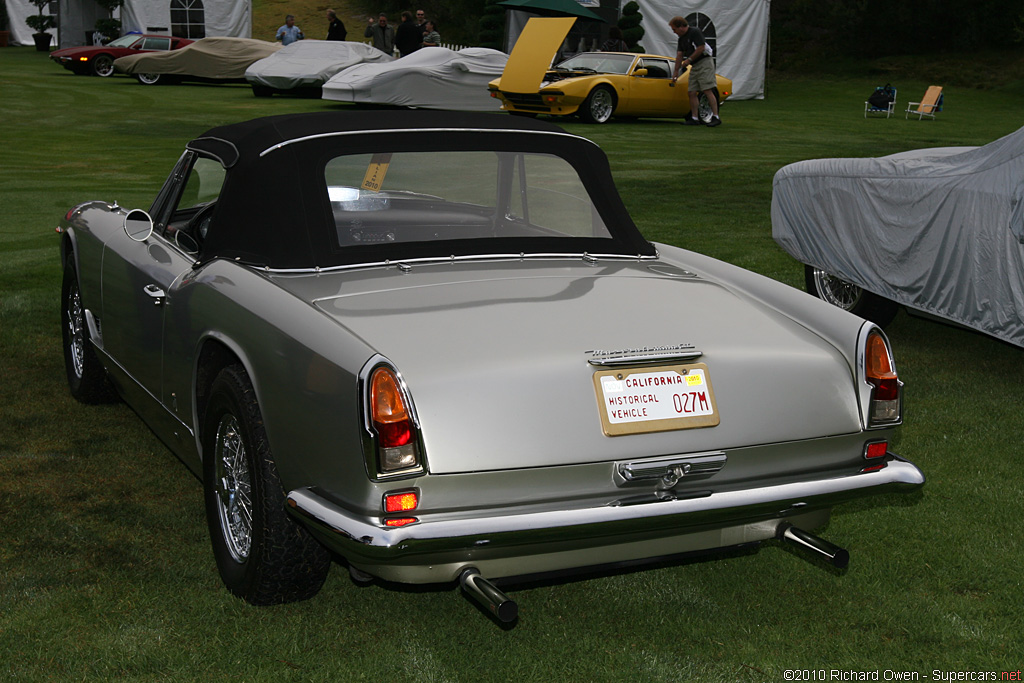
xmin=50 ymin=34 xmax=193 ymax=78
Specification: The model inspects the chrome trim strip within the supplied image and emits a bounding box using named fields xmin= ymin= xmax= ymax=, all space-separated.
xmin=262 ymin=252 xmax=658 ymax=275
xmin=588 ymin=350 xmax=703 ymax=366
xmin=259 ymin=128 xmax=594 ymax=158
xmin=615 ymin=451 xmax=726 ymax=487
xmin=286 ymin=458 xmax=925 ymax=554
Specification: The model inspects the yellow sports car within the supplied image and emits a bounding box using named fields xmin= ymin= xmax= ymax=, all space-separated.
xmin=488 ymin=17 xmax=732 ymax=124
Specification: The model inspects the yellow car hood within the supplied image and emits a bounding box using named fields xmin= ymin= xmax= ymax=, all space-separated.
xmin=497 ymin=16 xmax=576 ymax=93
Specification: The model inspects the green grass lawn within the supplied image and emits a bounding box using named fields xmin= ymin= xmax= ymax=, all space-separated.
xmin=2 ymin=47 xmax=1023 ymax=681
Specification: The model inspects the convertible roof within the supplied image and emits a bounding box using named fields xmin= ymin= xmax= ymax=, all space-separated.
xmin=189 ymin=110 xmax=656 ymax=270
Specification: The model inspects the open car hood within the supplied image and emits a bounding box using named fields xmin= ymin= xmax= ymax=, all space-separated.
xmin=496 ymin=16 xmax=575 ymax=93
xmin=282 ymin=260 xmax=862 ymax=474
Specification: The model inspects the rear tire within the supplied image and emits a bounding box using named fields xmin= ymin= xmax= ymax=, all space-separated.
xmin=697 ymin=88 xmax=720 ymax=123
xmin=805 ymin=265 xmax=899 ymax=327
xmin=62 ymin=260 xmax=117 ymax=404
xmin=202 ymin=364 xmax=331 ymax=605
xmin=579 ymin=85 xmax=615 ymax=124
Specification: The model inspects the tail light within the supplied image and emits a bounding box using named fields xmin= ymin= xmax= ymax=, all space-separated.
xmin=382 ymin=489 xmax=419 ymax=527
xmin=362 ymin=359 xmax=424 ymax=479
xmin=861 ymin=327 xmax=901 ymax=427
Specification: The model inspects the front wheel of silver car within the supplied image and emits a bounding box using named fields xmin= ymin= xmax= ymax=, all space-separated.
xmin=579 ymin=85 xmax=615 ymax=124
xmin=805 ymin=265 xmax=899 ymax=327
xmin=136 ymin=72 xmax=162 ymax=85
xmin=61 ymin=260 xmax=117 ymax=404
xmin=202 ymin=364 xmax=331 ymax=605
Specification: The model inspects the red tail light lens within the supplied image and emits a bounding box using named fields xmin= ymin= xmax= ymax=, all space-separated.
xmin=384 ymin=490 xmax=419 ymax=513
xmin=864 ymin=441 xmax=888 ymax=459
xmin=385 ymin=517 xmax=417 ymax=527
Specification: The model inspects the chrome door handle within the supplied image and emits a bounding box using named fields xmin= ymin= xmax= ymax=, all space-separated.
xmin=144 ymin=284 xmax=166 ymax=305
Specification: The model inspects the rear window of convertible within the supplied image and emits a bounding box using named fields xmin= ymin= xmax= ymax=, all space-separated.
xmin=323 ymin=151 xmax=612 ymax=247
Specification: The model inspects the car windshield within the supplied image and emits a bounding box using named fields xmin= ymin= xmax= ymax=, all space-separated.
xmin=108 ymin=35 xmax=142 ymax=48
xmin=555 ymin=53 xmax=635 ymax=75
xmin=324 ymin=150 xmax=612 ymax=249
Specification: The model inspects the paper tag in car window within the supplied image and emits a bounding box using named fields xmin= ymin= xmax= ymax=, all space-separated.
xmin=361 ymin=153 xmax=392 ymax=192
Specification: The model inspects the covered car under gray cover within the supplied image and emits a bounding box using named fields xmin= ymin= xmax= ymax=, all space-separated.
xmin=245 ymin=40 xmax=393 ymax=91
xmin=772 ymin=126 xmax=1024 ymax=346
xmin=321 ymin=47 xmax=508 ymax=111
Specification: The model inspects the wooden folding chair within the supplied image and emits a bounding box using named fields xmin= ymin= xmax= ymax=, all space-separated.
xmin=905 ymin=86 xmax=943 ymax=120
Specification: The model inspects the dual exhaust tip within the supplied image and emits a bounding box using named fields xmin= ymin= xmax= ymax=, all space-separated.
xmin=459 ymin=523 xmax=848 ymax=624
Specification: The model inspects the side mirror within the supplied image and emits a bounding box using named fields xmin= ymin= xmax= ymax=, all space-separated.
xmin=123 ymin=208 xmax=154 ymax=242
xmin=632 ymin=68 xmax=648 ymax=77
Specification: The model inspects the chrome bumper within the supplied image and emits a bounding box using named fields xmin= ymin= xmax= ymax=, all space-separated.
xmin=286 ymin=457 xmax=924 ymax=582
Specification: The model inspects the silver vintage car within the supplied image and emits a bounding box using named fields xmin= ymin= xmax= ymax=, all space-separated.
xmin=59 ymin=111 xmax=923 ymax=622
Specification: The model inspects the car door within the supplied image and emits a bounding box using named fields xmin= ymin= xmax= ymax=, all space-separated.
xmin=621 ymin=58 xmax=676 ymax=115
xmin=99 ymin=152 xmax=223 ymax=407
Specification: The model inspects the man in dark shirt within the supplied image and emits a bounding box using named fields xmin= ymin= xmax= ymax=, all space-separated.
xmin=395 ymin=10 xmax=423 ymax=57
xmin=326 ymin=9 xmax=347 ymax=41
xmin=669 ymin=16 xmax=721 ymax=127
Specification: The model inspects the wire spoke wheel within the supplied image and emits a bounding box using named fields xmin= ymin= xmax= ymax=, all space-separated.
xmin=812 ymin=269 xmax=864 ymax=310
xmin=213 ymin=414 xmax=253 ymax=563
xmin=93 ymin=54 xmax=114 ymax=77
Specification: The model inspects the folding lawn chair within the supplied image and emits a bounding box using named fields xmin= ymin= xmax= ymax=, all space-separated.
xmin=905 ymin=86 xmax=943 ymax=120
xmin=864 ymin=84 xmax=897 ymax=118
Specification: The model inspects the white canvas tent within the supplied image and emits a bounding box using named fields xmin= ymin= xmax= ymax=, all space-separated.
xmin=3 ymin=0 xmax=251 ymax=48
xmin=642 ymin=0 xmax=769 ymax=100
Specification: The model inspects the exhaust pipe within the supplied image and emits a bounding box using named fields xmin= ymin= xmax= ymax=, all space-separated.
xmin=777 ymin=522 xmax=850 ymax=569
xmin=460 ymin=568 xmax=518 ymax=623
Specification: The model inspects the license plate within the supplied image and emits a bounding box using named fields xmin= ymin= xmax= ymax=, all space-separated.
xmin=593 ymin=362 xmax=719 ymax=436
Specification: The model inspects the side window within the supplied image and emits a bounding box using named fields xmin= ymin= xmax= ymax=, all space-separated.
xmin=158 ymin=156 xmax=226 ymax=250
xmin=142 ymin=37 xmax=172 ymax=50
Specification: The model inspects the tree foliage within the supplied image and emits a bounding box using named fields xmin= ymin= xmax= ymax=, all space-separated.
xmin=618 ymin=0 xmax=644 ymax=53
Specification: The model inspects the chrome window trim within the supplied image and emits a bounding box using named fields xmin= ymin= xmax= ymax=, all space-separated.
xmin=259 ymin=128 xmax=594 ymax=158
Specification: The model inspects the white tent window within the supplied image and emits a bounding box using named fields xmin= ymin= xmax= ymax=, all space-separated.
xmin=170 ymin=0 xmax=205 ymax=39
xmin=685 ymin=13 xmax=716 ymax=54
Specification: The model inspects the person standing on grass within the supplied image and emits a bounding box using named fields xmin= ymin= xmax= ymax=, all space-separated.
xmin=669 ymin=16 xmax=720 ymax=127
xmin=276 ymin=15 xmax=304 ymax=46
xmin=395 ymin=10 xmax=423 ymax=57
xmin=326 ymin=9 xmax=347 ymax=41
xmin=365 ymin=13 xmax=395 ymax=55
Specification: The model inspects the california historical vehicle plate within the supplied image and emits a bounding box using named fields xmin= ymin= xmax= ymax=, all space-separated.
xmin=593 ymin=363 xmax=720 ymax=436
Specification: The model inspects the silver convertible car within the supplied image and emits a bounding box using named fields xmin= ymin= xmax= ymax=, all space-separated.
xmin=59 ymin=111 xmax=923 ymax=622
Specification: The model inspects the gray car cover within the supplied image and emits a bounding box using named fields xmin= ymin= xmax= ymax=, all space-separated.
xmin=772 ymin=126 xmax=1024 ymax=347
xmin=321 ymin=47 xmax=508 ymax=111
xmin=245 ymin=40 xmax=394 ymax=91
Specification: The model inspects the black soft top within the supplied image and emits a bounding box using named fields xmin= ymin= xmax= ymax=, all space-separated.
xmin=189 ymin=110 xmax=656 ymax=270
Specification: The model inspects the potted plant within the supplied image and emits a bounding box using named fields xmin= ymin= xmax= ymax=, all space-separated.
xmin=26 ymin=0 xmax=56 ymax=51
xmin=93 ymin=0 xmax=123 ymax=44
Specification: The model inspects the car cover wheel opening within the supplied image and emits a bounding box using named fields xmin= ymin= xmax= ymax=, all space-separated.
xmin=806 ymin=265 xmax=899 ymax=326
xmin=581 ymin=86 xmax=615 ymax=124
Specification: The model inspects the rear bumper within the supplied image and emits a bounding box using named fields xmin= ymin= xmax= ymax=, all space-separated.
xmin=287 ymin=456 xmax=924 ymax=583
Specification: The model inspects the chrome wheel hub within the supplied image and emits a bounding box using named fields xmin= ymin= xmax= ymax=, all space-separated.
xmin=214 ymin=415 xmax=253 ymax=563
xmin=590 ymin=90 xmax=613 ymax=122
